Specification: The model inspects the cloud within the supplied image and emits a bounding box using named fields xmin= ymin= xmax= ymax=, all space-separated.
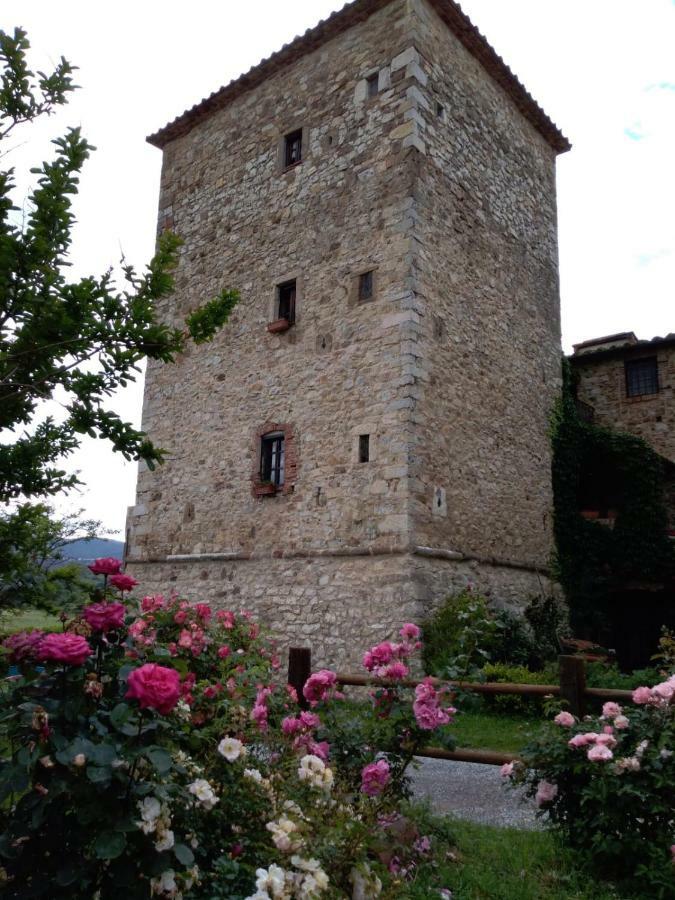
xmin=624 ymin=124 xmax=646 ymax=140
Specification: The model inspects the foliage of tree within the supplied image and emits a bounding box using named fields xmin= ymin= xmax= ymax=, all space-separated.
xmin=0 ymin=27 xmax=238 ymax=504
xmin=0 ymin=503 xmax=100 ymax=614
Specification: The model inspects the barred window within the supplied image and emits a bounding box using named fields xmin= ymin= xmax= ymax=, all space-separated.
xmin=625 ymin=357 xmax=658 ymax=397
xmin=358 ymin=271 xmax=374 ymax=302
xmin=260 ymin=433 xmax=285 ymax=486
xmin=277 ymin=280 xmax=296 ymax=324
xmin=284 ymin=129 xmax=303 ymax=168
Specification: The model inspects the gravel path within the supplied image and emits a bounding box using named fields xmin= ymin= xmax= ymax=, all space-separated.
xmin=410 ymin=757 xmax=541 ymax=830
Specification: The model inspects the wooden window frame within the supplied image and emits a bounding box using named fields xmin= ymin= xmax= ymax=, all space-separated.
xmin=625 ymin=357 xmax=659 ymax=398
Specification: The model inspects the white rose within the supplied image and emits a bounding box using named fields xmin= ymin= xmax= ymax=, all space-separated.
xmin=154 ymin=829 xmax=175 ymax=853
xmin=218 ymin=737 xmax=246 ymax=762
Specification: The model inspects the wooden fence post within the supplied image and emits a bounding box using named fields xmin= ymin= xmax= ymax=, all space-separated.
xmin=558 ymin=655 xmax=586 ymax=717
xmin=288 ymin=647 xmax=312 ymax=710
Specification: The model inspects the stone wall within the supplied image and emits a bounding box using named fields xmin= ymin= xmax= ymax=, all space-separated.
xmin=127 ymin=0 xmax=565 ymax=667
xmin=403 ymin=0 xmax=561 ymax=570
xmin=573 ymin=344 xmax=675 ymax=464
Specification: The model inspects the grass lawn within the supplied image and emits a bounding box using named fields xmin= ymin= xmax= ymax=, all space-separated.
xmin=451 ymin=710 xmax=543 ymax=755
xmin=0 ymin=607 xmax=60 ymax=637
xmin=405 ymin=813 xmax=629 ymax=899
xmin=428 ymin=818 xmax=627 ymax=899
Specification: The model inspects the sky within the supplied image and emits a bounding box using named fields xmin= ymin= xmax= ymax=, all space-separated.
xmin=2 ymin=0 xmax=674 ymax=537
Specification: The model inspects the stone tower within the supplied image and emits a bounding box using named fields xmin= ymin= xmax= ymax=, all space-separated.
xmin=126 ymin=0 xmax=570 ymax=666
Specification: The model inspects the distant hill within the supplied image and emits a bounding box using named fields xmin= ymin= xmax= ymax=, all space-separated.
xmin=59 ymin=537 xmax=124 ymax=563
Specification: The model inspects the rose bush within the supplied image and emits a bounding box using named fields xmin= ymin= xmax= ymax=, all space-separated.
xmin=0 ymin=564 xmax=457 ymax=898
xmin=505 ymin=674 xmax=675 ymax=897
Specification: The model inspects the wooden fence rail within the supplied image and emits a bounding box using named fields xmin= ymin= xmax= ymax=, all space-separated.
xmin=287 ymin=648 xmax=636 ymax=766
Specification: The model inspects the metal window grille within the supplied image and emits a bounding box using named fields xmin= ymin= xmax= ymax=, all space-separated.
xmin=284 ymin=130 xmax=303 ymax=167
xmin=625 ymin=357 xmax=658 ymax=397
xmin=366 ymin=73 xmax=379 ymax=98
xmin=261 ymin=433 xmax=285 ymax=486
xmin=358 ymin=271 xmax=373 ymax=302
xmin=277 ymin=280 xmax=296 ymax=323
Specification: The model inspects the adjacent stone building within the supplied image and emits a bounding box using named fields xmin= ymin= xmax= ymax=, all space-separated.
xmin=126 ymin=0 xmax=570 ymax=666
xmin=571 ymin=330 xmax=675 ymax=537
xmin=571 ymin=332 xmax=674 ymax=465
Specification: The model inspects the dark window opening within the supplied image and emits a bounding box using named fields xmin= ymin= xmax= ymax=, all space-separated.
xmin=277 ymin=280 xmax=296 ymax=324
xmin=284 ymin=129 xmax=303 ymax=168
xmin=625 ymin=357 xmax=658 ymax=397
xmin=359 ymin=434 xmax=370 ymax=463
xmin=261 ymin=432 xmax=285 ymax=486
xmin=436 ymin=102 xmax=445 ymax=119
xmin=366 ymin=73 xmax=379 ymax=99
xmin=359 ymin=271 xmax=374 ymax=302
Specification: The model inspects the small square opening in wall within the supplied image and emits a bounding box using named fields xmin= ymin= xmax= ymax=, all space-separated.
xmin=366 ymin=73 xmax=379 ymax=99
xmin=277 ymin=280 xmax=297 ymax=324
xmin=284 ymin=129 xmax=303 ymax=168
xmin=358 ymin=270 xmax=374 ymax=302
xmin=358 ymin=434 xmax=370 ymax=463
xmin=436 ymin=101 xmax=445 ymax=120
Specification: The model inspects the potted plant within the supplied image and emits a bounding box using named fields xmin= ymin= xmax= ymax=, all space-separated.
xmin=255 ymin=480 xmax=277 ymax=497
xmin=267 ymin=317 xmax=291 ymax=334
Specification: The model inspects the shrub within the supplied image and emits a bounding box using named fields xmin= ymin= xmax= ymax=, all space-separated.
xmin=422 ymin=589 xmax=497 ymax=679
xmin=489 ymin=608 xmax=534 ymax=667
xmin=506 ymin=674 xmax=675 ymax=897
xmin=523 ymin=594 xmax=570 ymax=669
xmin=481 ymin=663 xmax=558 ymax=716
xmin=0 ymin=567 xmax=457 ymax=898
xmin=585 ymin=661 xmax=661 ymax=692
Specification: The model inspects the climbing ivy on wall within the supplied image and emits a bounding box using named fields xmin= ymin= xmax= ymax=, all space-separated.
xmin=551 ymin=359 xmax=674 ymax=633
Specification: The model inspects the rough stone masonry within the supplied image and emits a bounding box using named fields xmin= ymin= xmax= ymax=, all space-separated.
xmin=126 ymin=0 xmax=570 ymax=667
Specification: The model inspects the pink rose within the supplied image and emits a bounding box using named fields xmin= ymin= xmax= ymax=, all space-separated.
xmin=194 ymin=603 xmax=212 ymax=621
xmin=109 ymin=573 xmax=138 ymax=593
xmin=614 ymin=715 xmax=629 ymax=729
xmin=500 ymin=762 xmax=514 ymax=778
xmin=282 ymin=716 xmax=303 ymax=736
xmin=125 ymin=663 xmax=181 ymax=714
xmin=303 ymin=669 xmax=338 ymax=704
xmin=568 ymin=732 xmax=596 ymax=748
xmin=601 ymin=701 xmax=622 ymax=718
xmin=399 ymin=623 xmax=421 ymax=642
xmin=141 ymin=595 xmax=165 ymax=612
xmin=37 ymin=633 xmax=92 ymax=666
xmin=363 ymin=642 xmax=396 ymax=671
xmin=587 ymin=743 xmax=613 ymax=762
xmin=535 ymin=780 xmax=558 ymax=806
xmin=413 ymin=678 xmax=453 ymax=730
xmin=83 ymin=602 xmax=126 ymax=632
xmin=382 ymin=661 xmax=409 ymax=680
xmin=554 ymin=711 xmax=575 ymax=727
xmin=217 ymin=645 xmax=231 ymax=659
xmin=632 ymin=686 xmax=652 ymax=704
xmin=216 ymin=610 xmax=235 ymax=628
xmin=361 ymin=759 xmax=391 ymax=796
xmin=87 ymin=557 xmax=122 ymax=576
xmin=2 ymin=630 xmax=45 ymax=663
xmin=652 ymin=681 xmax=675 ymax=701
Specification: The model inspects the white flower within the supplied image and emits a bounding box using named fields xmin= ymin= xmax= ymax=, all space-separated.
xmin=245 ymin=893 xmax=271 ymax=900
xmin=218 ymin=737 xmax=246 ymax=762
xmin=350 ymin=863 xmax=382 ymax=899
xmin=660 ymin=748 xmax=673 ymax=759
xmin=254 ymin=864 xmax=288 ymax=898
xmin=175 ymin=699 xmax=191 ymax=721
xmin=267 ymin=816 xmax=302 ymax=852
xmin=137 ymin=797 xmax=162 ymax=834
xmin=244 ymin=767 xmax=263 ymax=783
xmin=188 ymin=778 xmax=219 ymax=810
xmin=155 ymin=829 xmax=175 ymax=852
xmin=298 ymin=755 xmax=334 ymax=792
xmin=151 ymin=869 xmax=179 ymax=897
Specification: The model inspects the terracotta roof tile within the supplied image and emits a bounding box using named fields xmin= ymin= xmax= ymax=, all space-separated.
xmin=147 ymin=0 xmax=570 ymax=154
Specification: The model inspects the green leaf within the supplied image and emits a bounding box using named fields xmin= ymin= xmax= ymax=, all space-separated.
xmin=173 ymin=843 xmax=194 ymax=866
xmin=86 ymin=765 xmax=112 ymax=785
xmin=145 ymin=747 xmax=172 ymax=774
xmin=94 ymin=831 xmax=126 ymax=860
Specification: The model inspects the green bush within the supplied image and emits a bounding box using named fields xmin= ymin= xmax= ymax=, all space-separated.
xmin=480 ymin=663 xmax=558 ymax=716
xmin=422 ymin=589 xmax=496 ymax=679
xmin=523 ymin=595 xmax=570 ymax=669
xmin=585 ymin=661 xmax=660 ymax=691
